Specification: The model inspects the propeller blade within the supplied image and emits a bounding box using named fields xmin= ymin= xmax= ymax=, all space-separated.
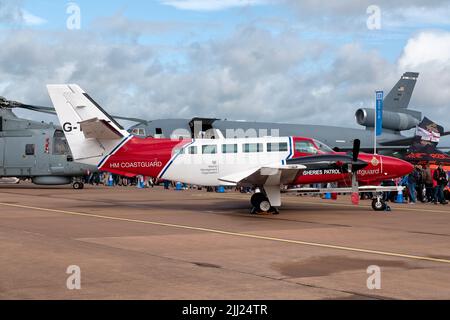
xmin=350 ymin=170 xmax=360 ymax=205
xmin=352 ymin=139 xmax=361 ymax=162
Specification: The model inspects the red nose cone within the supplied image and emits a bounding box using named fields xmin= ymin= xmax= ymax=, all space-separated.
xmin=382 ymin=156 xmax=414 ymax=179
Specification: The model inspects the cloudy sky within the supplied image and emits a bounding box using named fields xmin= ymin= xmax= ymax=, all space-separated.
xmin=0 ymin=0 xmax=449 ymax=139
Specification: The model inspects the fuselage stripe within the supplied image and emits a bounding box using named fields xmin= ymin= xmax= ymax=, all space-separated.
xmin=286 ymin=137 xmax=294 ymax=161
xmin=98 ymin=135 xmax=133 ymax=169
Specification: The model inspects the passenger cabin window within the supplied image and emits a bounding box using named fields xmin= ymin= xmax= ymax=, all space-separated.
xmin=0 ymin=117 xmax=3 ymax=131
xmin=155 ymin=128 xmax=163 ymax=135
xmin=243 ymin=143 xmax=263 ymax=153
xmin=172 ymin=147 xmax=184 ymax=157
xmin=188 ymin=146 xmax=197 ymax=154
xmin=267 ymin=142 xmax=288 ymax=152
xmin=25 ymin=144 xmax=35 ymax=156
xmin=295 ymin=141 xmax=317 ymax=154
xmin=222 ymin=144 xmax=238 ymax=154
xmin=53 ymin=130 xmax=70 ymax=155
xmin=202 ymin=145 xmax=217 ymax=154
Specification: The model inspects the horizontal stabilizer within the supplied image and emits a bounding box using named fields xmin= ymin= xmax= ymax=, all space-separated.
xmin=80 ymin=118 xmax=123 ymax=140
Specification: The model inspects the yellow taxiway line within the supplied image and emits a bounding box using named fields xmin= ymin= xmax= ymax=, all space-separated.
xmin=0 ymin=201 xmax=449 ymax=265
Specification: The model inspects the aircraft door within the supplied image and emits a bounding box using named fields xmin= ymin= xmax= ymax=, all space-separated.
xmin=36 ymin=135 xmax=52 ymax=173
xmin=4 ymin=137 xmax=36 ymax=176
xmin=199 ymin=144 xmax=220 ymax=182
xmin=50 ymin=130 xmax=71 ymax=173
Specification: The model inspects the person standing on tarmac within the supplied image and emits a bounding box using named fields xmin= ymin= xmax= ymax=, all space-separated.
xmin=423 ymin=164 xmax=434 ymax=203
xmin=433 ymin=164 xmax=449 ymax=205
xmin=407 ymin=166 xmax=419 ymax=204
xmin=415 ymin=165 xmax=425 ymax=202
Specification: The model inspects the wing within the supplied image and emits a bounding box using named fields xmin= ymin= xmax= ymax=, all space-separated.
xmin=218 ymin=164 xmax=306 ymax=186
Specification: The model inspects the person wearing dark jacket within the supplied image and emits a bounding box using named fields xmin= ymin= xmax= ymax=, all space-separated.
xmin=423 ymin=164 xmax=434 ymax=202
xmin=433 ymin=164 xmax=449 ymax=205
xmin=407 ymin=166 xmax=419 ymax=204
xmin=415 ymin=165 xmax=425 ymax=202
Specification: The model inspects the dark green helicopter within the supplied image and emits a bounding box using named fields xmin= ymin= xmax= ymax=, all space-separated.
xmin=0 ymin=96 xmax=97 ymax=189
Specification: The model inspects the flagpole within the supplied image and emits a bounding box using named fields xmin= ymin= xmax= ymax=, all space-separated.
xmin=374 ymin=91 xmax=384 ymax=155
xmin=374 ymin=107 xmax=377 ymax=155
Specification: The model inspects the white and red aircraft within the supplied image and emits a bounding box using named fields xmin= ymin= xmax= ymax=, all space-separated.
xmin=47 ymin=85 xmax=414 ymax=214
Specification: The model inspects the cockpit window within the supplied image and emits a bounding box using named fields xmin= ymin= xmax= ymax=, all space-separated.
xmin=313 ymin=139 xmax=334 ymax=153
xmin=131 ymin=128 xmax=146 ymax=136
xmin=295 ymin=141 xmax=317 ymax=154
xmin=53 ymin=130 xmax=70 ymax=155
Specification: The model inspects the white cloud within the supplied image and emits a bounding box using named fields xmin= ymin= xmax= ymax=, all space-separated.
xmin=284 ymin=0 xmax=450 ymax=32
xmin=22 ymin=10 xmax=47 ymax=26
xmin=399 ymin=31 xmax=450 ymax=68
xmin=0 ymin=18 xmax=449 ymax=134
xmin=397 ymin=31 xmax=450 ymax=126
xmin=161 ymin=0 xmax=268 ymax=11
xmin=0 ymin=0 xmax=46 ymax=26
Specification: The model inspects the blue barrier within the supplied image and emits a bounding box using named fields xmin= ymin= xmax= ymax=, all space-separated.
xmin=107 ymin=174 xmax=114 ymax=187
xmin=137 ymin=176 xmax=145 ymax=189
xmin=395 ymin=189 xmax=404 ymax=203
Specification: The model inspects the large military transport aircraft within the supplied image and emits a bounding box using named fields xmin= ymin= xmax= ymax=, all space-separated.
xmin=128 ymin=72 xmax=449 ymax=153
xmin=48 ymin=84 xmax=413 ymax=213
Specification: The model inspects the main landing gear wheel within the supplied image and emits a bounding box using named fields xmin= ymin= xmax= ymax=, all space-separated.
xmin=250 ymin=193 xmax=278 ymax=215
xmin=72 ymin=182 xmax=84 ymax=190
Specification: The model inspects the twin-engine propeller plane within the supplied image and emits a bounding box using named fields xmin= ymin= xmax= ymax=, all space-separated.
xmin=47 ymin=84 xmax=414 ymax=214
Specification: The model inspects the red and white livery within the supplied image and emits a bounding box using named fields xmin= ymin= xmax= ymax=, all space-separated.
xmin=47 ymin=84 xmax=413 ymax=214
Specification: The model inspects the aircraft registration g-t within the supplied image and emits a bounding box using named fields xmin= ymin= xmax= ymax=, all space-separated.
xmin=47 ymin=84 xmax=414 ymax=214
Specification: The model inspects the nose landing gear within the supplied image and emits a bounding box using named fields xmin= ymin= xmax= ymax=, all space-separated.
xmin=372 ymin=195 xmax=391 ymax=212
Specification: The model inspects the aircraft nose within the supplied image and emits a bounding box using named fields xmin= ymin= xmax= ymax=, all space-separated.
xmin=382 ymin=156 xmax=414 ymax=178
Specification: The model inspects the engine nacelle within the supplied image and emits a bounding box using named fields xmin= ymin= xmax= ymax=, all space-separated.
xmin=355 ymin=108 xmax=420 ymax=131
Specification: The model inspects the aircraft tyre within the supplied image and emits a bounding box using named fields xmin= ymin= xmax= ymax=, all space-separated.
xmin=73 ymin=182 xmax=84 ymax=190
xmin=372 ymin=198 xmax=386 ymax=211
xmin=250 ymin=193 xmax=272 ymax=213
xmin=251 ymin=193 xmax=266 ymax=208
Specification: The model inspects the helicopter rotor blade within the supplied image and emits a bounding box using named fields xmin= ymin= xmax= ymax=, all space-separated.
xmin=0 ymin=97 xmax=57 ymax=114
xmin=19 ymin=104 xmax=57 ymax=114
